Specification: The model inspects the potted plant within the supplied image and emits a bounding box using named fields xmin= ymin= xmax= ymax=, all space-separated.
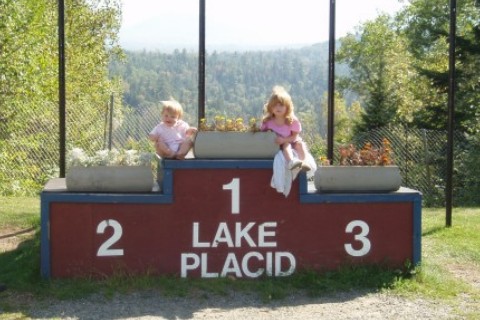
xmin=193 ymin=116 xmax=279 ymax=159
xmin=65 ymin=148 xmax=154 ymax=192
xmin=314 ymin=139 xmax=402 ymax=192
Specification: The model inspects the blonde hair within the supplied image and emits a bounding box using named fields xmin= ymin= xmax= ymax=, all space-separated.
xmin=262 ymin=86 xmax=295 ymax=125
xmin=161 ymin=99 xmax=184 ymax=118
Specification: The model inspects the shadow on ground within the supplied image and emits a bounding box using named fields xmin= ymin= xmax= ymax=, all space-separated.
xmin=3 ymin=287 xmax=381 ymax=320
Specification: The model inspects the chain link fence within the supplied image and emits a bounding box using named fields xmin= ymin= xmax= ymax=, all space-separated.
xmin=350 ymin=126 xmax=460 ymax=207
xmin=0 ymin=99 xmax=468 ymax=207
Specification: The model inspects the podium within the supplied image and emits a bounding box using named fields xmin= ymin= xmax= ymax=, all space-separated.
xmin=40 ymin=160 xmax=421 ymax=279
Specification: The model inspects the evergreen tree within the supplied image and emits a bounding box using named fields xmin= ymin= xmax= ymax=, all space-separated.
xmin=337 ymin=15 xmax=419 ymax=135
xmin=401 ymin=0 xmax=480 ymax=134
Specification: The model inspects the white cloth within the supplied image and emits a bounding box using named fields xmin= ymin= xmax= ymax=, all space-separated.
xmin=270 ymin=150 xmax=317 ymax=197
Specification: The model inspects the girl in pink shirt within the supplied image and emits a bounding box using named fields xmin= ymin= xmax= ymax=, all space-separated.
xmin=260 ymin=86 xmax=310 ymax=171
xmin=149 ymin=100 xmax=197 ymax=159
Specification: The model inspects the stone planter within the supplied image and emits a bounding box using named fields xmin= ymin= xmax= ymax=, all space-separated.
xmin=314 ymin=166 xmax=402 ymax=193
xmin=66 ymin=166 xmax=154 ymax=192
xmin=193 ymin=131 xmax=278 ymax=159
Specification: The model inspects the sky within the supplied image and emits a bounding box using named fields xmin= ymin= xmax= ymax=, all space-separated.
xmin=119 ymin=0 xmax=406 ymax=51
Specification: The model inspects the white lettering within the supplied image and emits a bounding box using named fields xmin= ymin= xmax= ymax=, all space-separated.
xmin=275 ymin=252 xmax=296 ymax=276
xmin=212 ymin=223 xmax=234 ymax=247
xmin=242 ymin=252 xmax=264 ymax=278
xmin=221 ymin=253 xmax=242 ymax=277
xmin=345 ymin=220 xmax=371 ymax=257
xmin=183 ymin=221 xmax=291 ymax=278
xmin=235 ymin=222 xmax=256 ymax=247
xmin=192 ymin=222 xmax=278 ymax=248
xmin=192 ymin=222 xmax=210 ymax=248
xmin=259 ymin=222 xmax=277 ymax=247
xmin=266 ymin=251 xmax=273 ymax=276
xmin=181 ymin=253 xmax=200 ymax=278
xmin=201 ymin=253 xmax=219 ymax=278
xmin=180 ymin=251 xmax=295 ymax=278
xmin=223 ymin=178 xmax=240 ymax=214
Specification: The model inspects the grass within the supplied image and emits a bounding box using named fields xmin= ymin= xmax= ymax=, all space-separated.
xmin=0 ymin=197 xmax=479 ymax=318
xmin=0 ymin=197 xmax=40 ymax=229
xmin=396 ymin=208 xmax=480 ymax=299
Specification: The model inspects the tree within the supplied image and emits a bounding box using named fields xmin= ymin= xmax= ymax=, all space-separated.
xmin=400 ymin=0 xmax=480 ymax=134
xmin=337 ymin=15 xmax=418 ymax=135
xmin=319 ymin=92 xmax=355 ymax=144
xmin=0 ymin=0 xmax=124 ymax=194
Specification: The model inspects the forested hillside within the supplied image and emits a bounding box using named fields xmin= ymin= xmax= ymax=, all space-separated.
xmin=112 ymin=44 xmax=328 ymax=113
xmin=109 ymin=43 xmax=352 ymax=140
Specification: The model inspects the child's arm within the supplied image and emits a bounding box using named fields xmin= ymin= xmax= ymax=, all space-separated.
xmin=279 ymin=119 xmax=302 ymax=144
xmin=148 ymin=133 xmax=158 ymax=142
xmin=149 ymin=124 xmax=160 ymax=142
xmin=186 ymin=127 xmax=197 ymax=137
xmin=276 ymin=131 xmax=299 ymax=145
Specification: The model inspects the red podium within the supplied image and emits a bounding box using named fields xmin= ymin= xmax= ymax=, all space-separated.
xmin=40 ymin=160 xmax=421 ymax=279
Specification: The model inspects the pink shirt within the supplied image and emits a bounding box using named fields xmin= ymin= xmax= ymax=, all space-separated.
xmin=149 ymin=120 xmax=190 ymax=150
xmin=260 ymin=118 xmax=302 ymax=140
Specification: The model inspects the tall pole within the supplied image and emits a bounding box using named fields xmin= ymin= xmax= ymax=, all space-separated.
xmin=327 ymin=0 xmax=336 ymax=162
xmin=58 ymin=0 xmax=66 ymax=177
xmin=198 ymin=0 xmax=206 ymax=124
xmin=446 ymin=0 xmax=457 ymax=227
xmin=108 ymin=94 xmax=114 ymax=150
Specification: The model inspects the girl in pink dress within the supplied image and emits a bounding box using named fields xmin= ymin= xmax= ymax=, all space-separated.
xmin=260 ymin=86 xmax=311 ymax=171
xmin=149 ymin=100 xmax=197 ymax=159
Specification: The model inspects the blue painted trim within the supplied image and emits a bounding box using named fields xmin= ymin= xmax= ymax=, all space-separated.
xmin=162 ymin=168 xmax=173 ymax=196
xmin=412 ymin=196 xmax=423 ymax=266
xmin=300 ymin=191 xmax=422 ymax=204
xmin=40 ymin=192 xmax=173 ymax=204
xmin=40 ymin=194 xmax=51 ymax=279
xmin=298 ymin=173 xmax=308 ymax=194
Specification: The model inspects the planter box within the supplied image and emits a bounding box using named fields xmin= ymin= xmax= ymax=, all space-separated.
xmin=314 ymin=166 xmax=402 ymax=193
xmin=193 ymin=131 xmax=278 ymax=159
xmin=66 ymin=166 xmax=153 ymax=192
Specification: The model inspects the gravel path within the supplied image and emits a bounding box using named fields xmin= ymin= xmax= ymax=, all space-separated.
xmin=25 ymin=290 xmax=463 ymax=320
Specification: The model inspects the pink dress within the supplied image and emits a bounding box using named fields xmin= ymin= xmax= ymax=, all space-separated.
xmin=260 ymin=118 xmax=302 ymax=142
xmin=149 ymin=120 xmax=191 ymax=152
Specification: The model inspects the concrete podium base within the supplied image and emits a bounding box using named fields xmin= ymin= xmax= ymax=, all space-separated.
xmin=314 ymin=166 xmax=402 ymax=192
xmin=66 ymin=166 xmax=154 ymax=192
xmin=194 ymin=132 xmax=278 ymax=159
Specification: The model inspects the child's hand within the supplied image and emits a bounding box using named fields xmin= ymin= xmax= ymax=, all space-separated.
xmin=186 ymin=127 xmax=198 ymax=136
xmin=275 ymin=136 xmax=286 ymax=145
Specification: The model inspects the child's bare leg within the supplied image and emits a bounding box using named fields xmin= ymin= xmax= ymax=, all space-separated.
xmin=282 ymin=143 xmax=293 ymax=162
xmin=156 ymin=140 xmax=176 ymax=158
xmin=283 ymin=143 xmax=302 ymax=170
xmin=294 ymin=141 xmax=311 ymax=171
xmin=176 ymin=140 xmax=193 ymax=160
xmin=293 ymin=141 xmax=306 ymax=160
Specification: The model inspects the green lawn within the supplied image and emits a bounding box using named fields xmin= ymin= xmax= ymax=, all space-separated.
xmin=0 ymin=197 xmax=479 ymax=318
xmin=0 ymin=197 xmax=40 ymax=230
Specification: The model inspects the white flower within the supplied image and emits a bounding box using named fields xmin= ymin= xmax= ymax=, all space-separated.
xmin=108 ymin=149 xmax=120 ymax=165
xmin=67 ymin=148 xmax=88 ymax=167
xmin=66 ymin=148 xmax=152 ymax=167
xmin=123 ymin=149 xmax=139 ymax=166
xmin=92 ymin=149 xmax=110 ymax=166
